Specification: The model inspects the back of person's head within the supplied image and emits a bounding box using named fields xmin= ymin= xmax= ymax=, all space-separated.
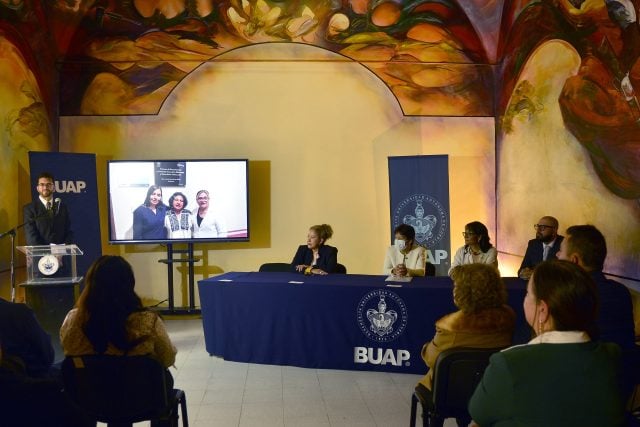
xmin=450 ymin=264 xmax=506 ymax=313
xmin=310 ymin=224 xmax=333 ymax=242
xmin=531 ymin=260 xmax=599 ymax=339
xmin=465 ymin=221 xmax=493 ymax=252
xmin=77 ymin=256 xmax=144 ymax=353
xmin=394 ymin=224 xmax=416 ymax=241
xmin=565 ymin=225 xmax=607 ymax=272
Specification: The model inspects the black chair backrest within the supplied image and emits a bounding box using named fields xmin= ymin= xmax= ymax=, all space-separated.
xmin=425 ymin=262 xmax=436 ymax=276
xmin=259 ymin=262 xmax=292 ymax=272
xmin=62 ymin=355 xmax=169 ymax=423
xmin=334 ymin=263 xmax=347 ymax=274
xmin=431 ymin=347 xmax=503 ymax=419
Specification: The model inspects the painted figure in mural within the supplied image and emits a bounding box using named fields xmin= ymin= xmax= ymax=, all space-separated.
xmin=417 ymin=263 xmax=515 ymax=427
xmin=23 ymin=171 xmax=74 ymax=245
xmin=164 ymin=191 xmax=194 ymax=239
xmin=192 ymin=189 xmax=227 ymax=238
xmin=291 ymin=224 xmax=338 ymax=275
xmin=132 ymin=184 xmax=167 ymax=240
xmin=383 ymin=223 xmax=427 ymax=277
xmin=518 ymin=216 xmax=564 ymax=280
xmin=469 ymin=260 xmax=626 ymax=427
xmin=448 ymin=221 xmax=497 ymax=275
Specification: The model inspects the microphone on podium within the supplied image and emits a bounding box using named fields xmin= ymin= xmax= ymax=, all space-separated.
xmin=54 ymin=197 xmax=61 ymax=215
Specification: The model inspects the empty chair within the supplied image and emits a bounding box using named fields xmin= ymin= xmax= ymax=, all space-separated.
xmin=410 ymin=347 xmax=502 ymax=427
xmin=62 ymin=355 xmax=188 ymax=426
xmin=258 ymin=262 xmax=292 ymax=272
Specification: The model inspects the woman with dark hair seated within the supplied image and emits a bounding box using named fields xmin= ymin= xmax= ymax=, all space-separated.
xmin=383 ymin=223 xmax=427 ymax=277
xmin=416 ymin=263 xmax=515 ymax=418
xmin=291 ymin=224 xmax=338 ymax=275
xmin=469 ymin=260 xmax=626 ymax=426
xmin=449 ymin=221 xmax=497 ymax=275
xmin=61 ymin=255 xmax=176 ymax=371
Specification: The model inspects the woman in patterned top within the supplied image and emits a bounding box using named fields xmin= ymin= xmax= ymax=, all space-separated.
xmin=60 ymin=256 xmax=176 ymax=368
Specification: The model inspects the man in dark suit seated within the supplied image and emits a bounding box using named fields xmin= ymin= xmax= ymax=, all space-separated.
xmin=23 ymin=171 xmax=73 ymax=246
xmin=518 ymin=216 xmax=563 ymax=280
xmin=557 ymin=224 xmax=638 ymax=407
xmin=556 ymin=224 xmax=635 ymax=350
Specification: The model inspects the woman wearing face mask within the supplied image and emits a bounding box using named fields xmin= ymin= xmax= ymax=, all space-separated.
xmin=383 ymin=224 xmax=427 ymax=277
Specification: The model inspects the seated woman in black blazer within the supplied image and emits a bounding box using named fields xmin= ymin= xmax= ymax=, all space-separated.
xmin=291 ymin=224 xmax=338 ymax=275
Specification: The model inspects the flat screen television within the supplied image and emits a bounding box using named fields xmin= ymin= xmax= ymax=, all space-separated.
xmin=107 ymin=159 xmax=249 ymax=244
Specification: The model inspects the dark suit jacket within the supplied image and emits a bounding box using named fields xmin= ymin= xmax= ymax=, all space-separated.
xmin=291 ymin=244 xmax=338 ymax=273
xmin=518 ymin=235 xmax=563 ymax=275
xmin=23 ymin=199 xmax=73 ymax=245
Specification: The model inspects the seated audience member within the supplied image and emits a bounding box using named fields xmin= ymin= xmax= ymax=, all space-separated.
xmin=291 ymin=224 xmax=338 ymax=275
xmin=0 ymin=296 xmax=54 ymax=378
xmin=0 ymin=345 xmax=93 ymax=427
xmin=469 ymin=260 xmax=626 ymax=427
xmin=383 ymin=224 xmax=427 ymax=277
xmin=556 ymin=224 xmax=635 ymax=350
xmin=60 ymin=255 xmax=177 ymax=370
xmin=518 ymin=216 xmax=563 ymax=280
xmin=417 ymin=264 xmax=515 ymax=400
xmin=449 ymin=221 xmax=498 ymax=275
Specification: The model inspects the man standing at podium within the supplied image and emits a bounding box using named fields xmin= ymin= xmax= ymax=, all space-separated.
xmin=23 ymin=172 xmax=73 ymax=246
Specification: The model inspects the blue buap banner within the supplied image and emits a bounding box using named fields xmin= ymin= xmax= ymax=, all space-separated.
xmin=388 ymin=155 xmax=451 ymax=276
xmin=29 ymin=151 xmax=102 ymax=278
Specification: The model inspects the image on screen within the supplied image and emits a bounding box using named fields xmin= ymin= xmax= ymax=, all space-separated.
xmin=108 ymin=159 xmax=249 ymax=244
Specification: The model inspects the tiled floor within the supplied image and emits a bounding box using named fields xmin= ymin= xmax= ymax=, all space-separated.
xmin=104 ymin=318 xmax=457 ymax=427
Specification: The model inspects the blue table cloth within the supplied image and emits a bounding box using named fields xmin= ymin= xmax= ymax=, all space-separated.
xmin=198 ymin=272 xmax=527 ymax=374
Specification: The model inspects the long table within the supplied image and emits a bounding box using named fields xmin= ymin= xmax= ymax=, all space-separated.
xmin=198 ymin=272 xmax=528 ymax=374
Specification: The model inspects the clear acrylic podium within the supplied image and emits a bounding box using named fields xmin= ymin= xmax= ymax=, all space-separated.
xmin=17 ymin=244 xmax=84 ymax=361
xmin=17 ymin=244 xmax=84 ymax=284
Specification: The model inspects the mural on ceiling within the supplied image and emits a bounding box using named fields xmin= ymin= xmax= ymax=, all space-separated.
xmin=497 ymin=0 xmax=640 ymax=279
xmin=52 ymin=0 xmax=494 ymax=116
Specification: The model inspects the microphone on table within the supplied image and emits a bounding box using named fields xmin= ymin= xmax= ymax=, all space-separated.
xmin=54 ymin=198 xmax=61 ymax=215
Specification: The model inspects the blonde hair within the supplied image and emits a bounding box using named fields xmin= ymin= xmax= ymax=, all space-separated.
xmin=309 ymin=224 xmax=333 ymax=242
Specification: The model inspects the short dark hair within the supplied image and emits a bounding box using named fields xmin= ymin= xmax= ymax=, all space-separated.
xmin=465 ymin=221 xmax=493 ymax=252
xmin=394 ymin=224 xmax=415 ymax=241
xmin=532 ymin=260 xmax=599 ymax=339
xmin=168 ymin=192 xmax=188 ymax=209
xmin=565 ymin=225 xmax=607 ymax=271
xmin=37 ymin=172 xmax=54 ymax=182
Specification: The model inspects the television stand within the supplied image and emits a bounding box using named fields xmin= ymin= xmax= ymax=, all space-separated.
xmin=157 ymin=243 xmax=201 ymax=315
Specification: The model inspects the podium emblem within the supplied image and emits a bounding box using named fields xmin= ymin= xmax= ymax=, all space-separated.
xmin=38 ymin=254 xmax=59 ymax=276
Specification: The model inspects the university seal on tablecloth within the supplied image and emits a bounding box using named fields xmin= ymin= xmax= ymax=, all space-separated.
xmin=357 ymin=289 xmax=407 ymax=342
xmin=393 ymin=194 xmax=447 ymax=247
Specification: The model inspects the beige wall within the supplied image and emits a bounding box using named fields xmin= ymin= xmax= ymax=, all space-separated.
xmin=58 ymin=44 xmax=496 ymax=305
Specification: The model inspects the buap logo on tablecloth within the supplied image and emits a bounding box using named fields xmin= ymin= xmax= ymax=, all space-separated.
xmin=357 ymin=289 xmax=407 ymax=343
xmin=393 ymin=194 xmax=447 ymax=247
xmin=355 ymin=290 xmax=411 ymax=366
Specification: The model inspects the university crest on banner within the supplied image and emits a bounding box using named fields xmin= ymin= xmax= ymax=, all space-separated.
xmin=388 ymin=156 xmax=451 ymax=275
